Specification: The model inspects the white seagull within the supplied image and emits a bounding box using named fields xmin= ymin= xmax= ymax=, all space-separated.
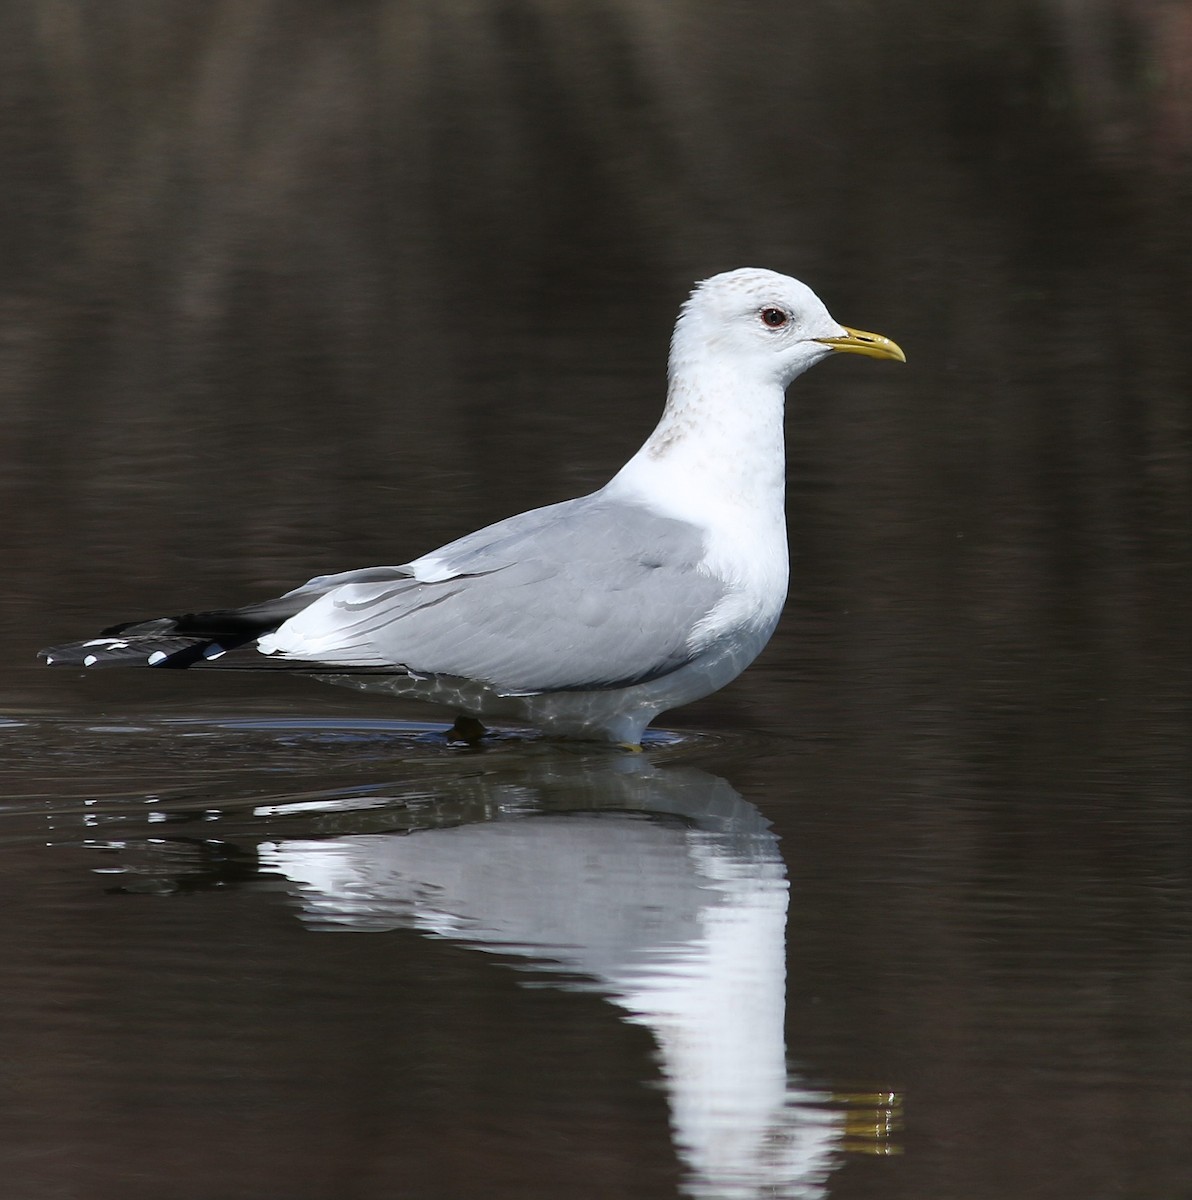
xmin=40 ymin=269 xmax=904 ymax=745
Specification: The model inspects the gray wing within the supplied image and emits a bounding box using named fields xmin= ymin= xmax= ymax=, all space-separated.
xmin=261 ymin=495 xmax=729 ymax=694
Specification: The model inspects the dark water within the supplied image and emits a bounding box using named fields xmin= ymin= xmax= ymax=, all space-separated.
xmin=2 ymin=3 xmax=1191 ymax=1197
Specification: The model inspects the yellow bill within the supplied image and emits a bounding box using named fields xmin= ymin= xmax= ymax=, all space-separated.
xmin=815 ymin=326 xmax=906 ymax=362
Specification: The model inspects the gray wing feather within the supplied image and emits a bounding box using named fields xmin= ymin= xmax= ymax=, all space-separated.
xmin=265 ymin=496 xmax=727 ymax=693
xmin=284 ymin=564 xmax=415 ymax=597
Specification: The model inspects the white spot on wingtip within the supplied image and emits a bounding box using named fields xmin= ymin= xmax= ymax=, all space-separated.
xmin=83 ymin=655 xmax=98 ymax=667
xmin=203 ymin=645 xmax=226 ymax=661
xmin=147 ymin=651 xmax=168 ymax=666
xmin=44 ymin=655 xmax=54 ymax=665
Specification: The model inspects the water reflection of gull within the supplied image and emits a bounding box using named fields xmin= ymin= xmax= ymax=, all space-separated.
xmin=259 ymin=755 xmax=852 ymax=1199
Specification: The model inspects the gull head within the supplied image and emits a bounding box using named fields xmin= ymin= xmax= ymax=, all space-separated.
xmin=671 ymin=267 xmax=906 ymax=390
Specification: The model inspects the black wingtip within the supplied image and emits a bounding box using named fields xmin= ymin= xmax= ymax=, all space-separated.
xmin=40 ymin=630 xmax=272 ymax=670
xmin=39 ymin=594 xmax=311 ymax=670
xmin=38 ymin=633 xmax=213 ymax=668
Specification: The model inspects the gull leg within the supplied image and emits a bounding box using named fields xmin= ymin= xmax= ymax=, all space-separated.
xmin=447 ymin=715 xmax=488 ymax=745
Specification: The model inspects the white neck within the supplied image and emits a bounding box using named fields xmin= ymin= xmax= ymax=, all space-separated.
xmin=605 ymin=359 xmax=788 ymax=531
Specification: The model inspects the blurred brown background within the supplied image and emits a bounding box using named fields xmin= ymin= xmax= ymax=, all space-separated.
xmin=3 ymin=2 xmax=1189 ymax=737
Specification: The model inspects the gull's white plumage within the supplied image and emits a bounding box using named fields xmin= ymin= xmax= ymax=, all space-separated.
xmin=607 ymin=272 xmax=847 ymax=636
xmin=41 ymin=268 xmax=904 ymax=743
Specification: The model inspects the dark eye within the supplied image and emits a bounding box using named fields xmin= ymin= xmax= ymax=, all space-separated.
xmin=761 ymin=308 xmax=787 ymax=328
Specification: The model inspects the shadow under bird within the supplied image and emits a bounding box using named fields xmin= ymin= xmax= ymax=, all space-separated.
xmin=40 ymin=268 xmax=904 ymax=745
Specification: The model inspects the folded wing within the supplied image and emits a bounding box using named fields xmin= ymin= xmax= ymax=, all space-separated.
xmin=41 ymin=495 xmax=728 ymax=695
xmin=262 ymin=496 xmax=726 ymax=693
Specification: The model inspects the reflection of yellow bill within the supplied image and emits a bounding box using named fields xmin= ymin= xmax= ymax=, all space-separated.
xmin=827 ymin=1089 xmax=905 ymax=1156
xmin=815 ymin=326 xmax=907 ymax=362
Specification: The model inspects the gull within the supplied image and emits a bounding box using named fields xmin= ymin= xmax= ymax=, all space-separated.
xmin=40 ymin=269 xmax=904 ymax=745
